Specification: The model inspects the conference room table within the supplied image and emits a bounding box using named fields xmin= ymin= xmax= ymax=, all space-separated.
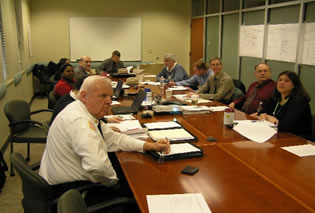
xmin=113 ymin=84 xmax=315 ymax=212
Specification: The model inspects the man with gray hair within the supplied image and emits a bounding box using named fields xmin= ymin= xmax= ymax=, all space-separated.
xmin=156 ymin=53 xmax=188 ymax=83
xmin=39 ymin=75 xmax=170 ymax=202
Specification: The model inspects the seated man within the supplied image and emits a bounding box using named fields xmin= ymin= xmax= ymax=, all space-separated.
xmin=98 ymin=50 xmax=125 ymax=75
xmin=168 ymin=61 xmax=213 ymax=90
xmin=229 ymin=63 xmax=276 ymax=115
xmin=156 ymin=53 xmax=188 ymax=83
xmin=74 ymin=56 xmax=93 ymax=79
xmin=39 ymin=76 xmax=170 ymax=201
xmin=187 ymin=57 xmax=234 ymax=104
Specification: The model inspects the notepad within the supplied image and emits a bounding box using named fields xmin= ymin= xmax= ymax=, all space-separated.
xmin=148 ymin=128 xmax=194 ymax=141
xmin=108 ymin=120 xmax=147 ymax=135
xmin=144 ymin=121 xmax=181 ymax=130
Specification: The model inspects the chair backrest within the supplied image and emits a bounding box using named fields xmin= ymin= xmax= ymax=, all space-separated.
xmin=233 ymin=79 xmax=246 ymax=94
xmin=231 ymin=87 xmax=244 ymax=102
xmin=48 ymin=90 xmax=57 ymax=109
xmin=10 ymin=152 xmax=53 ymax=213
xmin=4 ymin=100 xmax=31 ymax=134
xmin=58 ymin=189 xmax=88 ymax=213
xmin=312 ymin=114 xmax=315 ymax=138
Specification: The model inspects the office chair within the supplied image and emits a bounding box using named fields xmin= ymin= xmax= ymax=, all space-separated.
xmin=4 ymin=100 xmax=52 ymax=176
xmin=48 ymin=90 xmax=57 ymax=110
xmin=233 ymin=79 xmax=246 ymax=94
xmin=58 ymin=189 xmax=137 ymax=213
xmin=230 ymin=87 xmax=244 ymax=102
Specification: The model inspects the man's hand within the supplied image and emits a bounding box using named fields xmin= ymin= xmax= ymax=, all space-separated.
xmin=143 ymin=139 xmax=171 ymax=154
xmin=186 ymin=92 xmax=197 ymax=97
xmin=228 ymin=102 xmax=235 ymax=109
xmin=168 ymin=81 xmax=176 ymax=87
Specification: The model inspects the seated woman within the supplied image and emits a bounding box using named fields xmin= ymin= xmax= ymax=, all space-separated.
xmin=54 ymin=64 xmax=74 ymax=100
xmin=54 ymin=58 xmax=71 ymax=81
xmin=259 ymin=71 xmax=312 ymax=138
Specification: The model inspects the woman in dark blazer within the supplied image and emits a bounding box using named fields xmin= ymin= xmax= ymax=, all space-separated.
xmin=259 ymin=71 xmax=312 ymax=138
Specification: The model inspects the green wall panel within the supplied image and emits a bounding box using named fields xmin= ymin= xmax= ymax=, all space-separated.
xmin=269 ymin=5 xmax=300 ymax=24
xmin=265 ymin=60 xmax=295 ymax=81
xmin=300 ymin=65 xmax=315 ymax=114
xmin=305 ymin=2 xmax=315 ymax=22
xmin=240 ymin=57 xmax=262 ymax=89
xmin=205 ymin=16 xmax=219 ymax=63
xmin=243 ymin=10 xmax=265 ymax=25
xmin=222 ymin=13 xmax=239 ymax=79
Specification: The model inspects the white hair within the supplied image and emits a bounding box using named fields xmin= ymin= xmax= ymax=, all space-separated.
xmin=164 ymin=53 xmax=176 ymax=61
xmin=79 ymin=75 xmax=111 ymax=94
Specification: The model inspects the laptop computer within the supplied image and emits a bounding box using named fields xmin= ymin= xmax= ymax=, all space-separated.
xmin=111 ymin=89 xmax=146 ymax=114
xmin=112 ymin=80 xmax=123 ymax=100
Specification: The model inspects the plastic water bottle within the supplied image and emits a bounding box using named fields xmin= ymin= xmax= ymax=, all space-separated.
xmin=257 ymin=101 xmax=263 ymax=113
xmin=160 ymin=77 xmax=165 ymax=96
xmin=144 ymin=88 xmax=152 ymax=102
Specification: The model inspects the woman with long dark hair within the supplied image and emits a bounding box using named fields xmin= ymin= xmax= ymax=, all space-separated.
xmin=259 ymin=71 xmax=312 ymax=137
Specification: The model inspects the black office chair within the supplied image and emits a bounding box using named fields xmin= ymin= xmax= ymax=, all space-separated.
xmin=233 ymin=79 xmax=246 ymax=94
xmin=4 ymin=100 xmax=52 ymax=176
xmin=230 ymin=87 xmax=244 ymax=102
xmin=58 ymin=189 xmax=136 ymax=213
xmin=48 ymin=90 xmax=57 ymax=110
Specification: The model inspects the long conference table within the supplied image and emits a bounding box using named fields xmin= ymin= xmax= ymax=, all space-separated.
xmin=112 ymin=84 xmax=315 ymax=213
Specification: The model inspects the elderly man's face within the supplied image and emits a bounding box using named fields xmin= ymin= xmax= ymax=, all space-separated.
xmin=80 ymin=57 xmax=91 ymax=70
xmin=210 ymin=59 xmax=222 ymax=76
xmin=164 ymin=58 xmax=175 ymax=69
xmin=255 ymin=64 xmax=271 ymax=84
xmin=81 ymin=79 xmax=113 ymax=119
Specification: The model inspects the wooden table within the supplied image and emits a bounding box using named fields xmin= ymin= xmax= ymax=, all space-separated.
xmin=113 ymin=84 xmax=315 ymax=212
xmin=219 ymin=138 xmax=315 ymax=212
xmin=116 ymin=145 xmax=312 ymax=212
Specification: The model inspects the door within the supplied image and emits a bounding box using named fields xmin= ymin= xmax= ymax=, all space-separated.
xmin=190 ymin=18 xmax=204 ymax=75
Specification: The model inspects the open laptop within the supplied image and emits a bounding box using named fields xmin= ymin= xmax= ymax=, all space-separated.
xmin=111 ymin=89 xmax=146 ymax=114
xmin=112 ymin=80 xmax=123 ymax=100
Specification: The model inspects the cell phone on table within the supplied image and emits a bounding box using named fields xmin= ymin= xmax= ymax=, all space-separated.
xmin=181 ymin=166 xmax=199 ymax=175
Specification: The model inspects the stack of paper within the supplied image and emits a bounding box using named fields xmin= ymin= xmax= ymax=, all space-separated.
xmin=181 ymin=106 xmax=211 ymax=114
xmin=233 ymin=122 xmax=277 ymax=143
xmin=148 ymin=128 xmax=194 ymax=141
xmin=281 ymin=144 xmax=315 ymax=157
xmin=147 ymin=193 xmax=211 ymax=213
xmin=172 ymin=94 xmax=212 ymax=104
xmin=108 ymin=120 xmax=147 ymax=135
xmin=144 ymin=121 xmax=181 ymax=130
xmin=105 ymin=114 xmax=135 ymax=120
xmin=209 ymin=106 xmax=229 ymax=112
xmin=168 ymin=86 xmax=188 ymax=91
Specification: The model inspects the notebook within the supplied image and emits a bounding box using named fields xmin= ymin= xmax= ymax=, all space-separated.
xmin=111 ymin=89 xmax=146 ymax=114
xmin=112 ymin=80 xmax=123 ymax=100
xmin=148 ymin=143 xmax=203 ymax=161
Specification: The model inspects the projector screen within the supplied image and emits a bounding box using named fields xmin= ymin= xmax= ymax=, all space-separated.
xmin=69 ymin=17 xmax=142 ymax=61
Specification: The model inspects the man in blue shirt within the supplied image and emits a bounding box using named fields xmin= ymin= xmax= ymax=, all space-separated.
xmin=168 ymin=61 xmax=213 ymax=90
xmin=156 ymin=53 xmax=188 ymax=83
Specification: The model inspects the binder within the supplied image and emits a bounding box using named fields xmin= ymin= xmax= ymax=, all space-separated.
xmin=148 ymin=143 xmax=203 ymax=161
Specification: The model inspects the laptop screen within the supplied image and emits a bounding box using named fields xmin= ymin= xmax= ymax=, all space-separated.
xmin=131 ymin=89 xmax=146 ymax=110
xmin=114 ymin=80 xmax=123 ymax=98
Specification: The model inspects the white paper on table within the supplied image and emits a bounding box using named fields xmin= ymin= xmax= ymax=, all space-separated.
xmin=233 ymin=122 xmax=277 ymax=143
xmin=144 ymin=121 xmax=181 ymax=130
xmin=122 ymin=84 xmax=130 ymax=89
xmin=108 ymin=120 xmax=146 ymax=135
xmin=158 ymin=143 xmax=201 ymax=156
xmin=141 ymin=82 xmax=160 ymax=85
xmin=144 ymin=75 xmax=156 ymax=77
xmin=168 ymin=86 xmax=188 ymax=91
xmin=181 ymin=106 xmax=211 ymax=112
xmin=172 ymin=94 xmax=212 ymax=103
xmin=110 ymin=101 xmax=121 ymax=105
xmin=281 ymin=144 xmax=315 ymax=157
xmin=148 ymin=128 xmax=194 ymax=141
xmin=105 ymin=114 xmax=135 ymax=120
xmin=209 ymin=106 xmax=228 ymax=112
xmin=147 ymin=193 xmax=211 ymax=213
xmin=234 ymin=120 xmax=277 ymax=129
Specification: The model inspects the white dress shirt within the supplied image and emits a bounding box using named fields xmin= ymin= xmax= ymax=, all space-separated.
xmin=39 ymin=100 xmax=144 ymax=187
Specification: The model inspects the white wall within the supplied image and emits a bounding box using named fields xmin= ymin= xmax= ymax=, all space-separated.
xmin=30 ymin=0 xmax=191 ymax=71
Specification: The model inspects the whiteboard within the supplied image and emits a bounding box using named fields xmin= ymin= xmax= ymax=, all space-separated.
xmin=239 ymin=25 xmax=264 ymax=58
xmin=301 ymin=23 xmax=315 ymax=66
xmin=266 ymin=24 xmax=298 ymax=63
xmin=69 ymin=17 xmax=141 ymax=61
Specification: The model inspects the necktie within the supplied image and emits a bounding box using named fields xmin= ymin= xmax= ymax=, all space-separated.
xmin=241 ymin=84 xmax=258 ymax=113
xmin=210 ymin=77 xmax=217 ymax=94
xmin=97 ymin=120 xmax=104 ymax=139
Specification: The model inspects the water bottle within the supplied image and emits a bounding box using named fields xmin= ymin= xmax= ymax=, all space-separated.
xmin=224 ymin=108 xmax=234 ymax=128
xmin=159 ymin=77 xmax=165 ymax=96
xmin=144 ymin=88 xmax=152 ymax=102
xmin=257 ymin=101 xmax=263 ymax=113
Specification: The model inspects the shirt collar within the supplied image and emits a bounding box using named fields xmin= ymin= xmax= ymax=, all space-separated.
xmin=166 ymin=63 xmax=177 ymax=72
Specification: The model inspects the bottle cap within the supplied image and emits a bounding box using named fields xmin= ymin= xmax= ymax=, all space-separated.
xmin=224 ymin=108 xmax=234 ymax=112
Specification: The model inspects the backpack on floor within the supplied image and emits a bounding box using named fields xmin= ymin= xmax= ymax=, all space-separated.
xmin=0 ymin=151 xmax=8 ymax=192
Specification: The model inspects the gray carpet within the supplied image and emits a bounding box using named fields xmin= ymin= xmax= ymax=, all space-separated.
xmin=0 ymin=98 xmax=50 ymax=213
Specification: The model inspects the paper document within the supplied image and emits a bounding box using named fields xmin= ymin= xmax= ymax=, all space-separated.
xmin=141 ymin=82 xmax=160 ymax=85
xmin=147 ymin=193 xmax=211 ymax=213
xmin=233 ymin=122 xmax=277 ymax=143
xmin=148 ymin=128 xmax=194 ymax=141
xmin=172 ymin=94 xmax=212 ymax=103
xmin=110 ymin=101 xmax=120 ymax=105
xmin=281 ymin=144 xmax=315 ymax=157
xmin=168 ymin=86 xmax=188 ymax=91
xmin=234 ymin=120 xmax=277 ymax=129
xmin=158 ymin=143 xmax=200 ymax=156
xmin=181 ymin=106 xmax=210 ymax=111
xmin=105 ymin=114 xmax=135 ymax=120
xmin=144 ymin=121 xmax=181 ymax=130
xmin=209 ymin=106 xmax=228 ymax=112
xmin=108 ymin=120 xmax=147 ymax=135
